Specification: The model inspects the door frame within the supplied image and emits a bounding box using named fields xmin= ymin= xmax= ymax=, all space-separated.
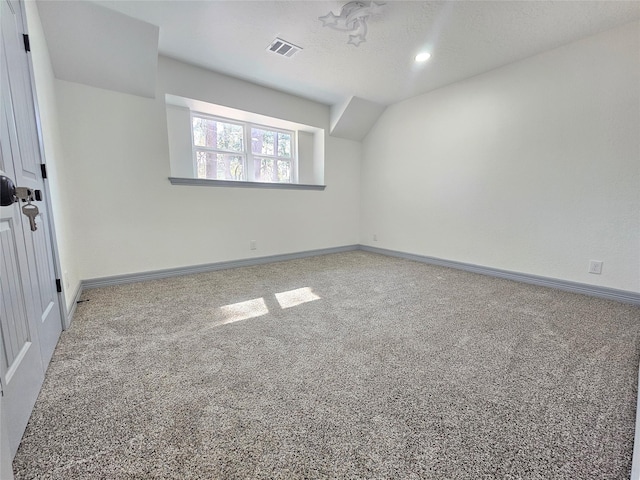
xmin=18 ymin=0 xmax=68 ymax=329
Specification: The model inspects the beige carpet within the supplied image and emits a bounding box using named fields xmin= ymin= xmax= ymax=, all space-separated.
xmin=13 ymin=251 xmax=640 ymax=479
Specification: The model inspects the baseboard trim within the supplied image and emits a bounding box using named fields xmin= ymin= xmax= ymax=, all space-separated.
xmin=63 ymin=283 xmax=83 ymax=329
xmin=81 ymin=243 xmax=639 ymax=305
xmin=82 ymin=245 xmax=360 ymax=289
xmin=360 ymin=245 xmax=640 ymax=305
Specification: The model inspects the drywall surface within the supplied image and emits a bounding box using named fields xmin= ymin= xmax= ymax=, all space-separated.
xmin=24 ymin=1 xmax=80 ymax=314
xmin=165 ymin=104 xmax=194 ymax=178
xmin=36 ymin=1 xmax=159 ymax=98
xmin=53 ymin=64 xmax=360 ymax=280
xmin=361 ymin=21 xmax=640 ymax=292
xmin=159 ymin=56 xmax=328 ymax=130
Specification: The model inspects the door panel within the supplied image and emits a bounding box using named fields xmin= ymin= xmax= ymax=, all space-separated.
xmin=2 ymin=0 xmax=39 ymax=182
xmin=28 ymin=212 xmax=60 ymax=363
xmin=0 ymin=0 xmax=63 ymax=459
xmin=2 ymin=0 xmax=62 ymax=368
xmin=0 ymin=117 xmax=46 ymax=458
xmin=0 ymin=220 xmax=31 ymax=363
xmin=0 ymin=215 xmax=44 ymax=455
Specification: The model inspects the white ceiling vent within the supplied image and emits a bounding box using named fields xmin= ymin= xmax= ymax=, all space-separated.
xmin=267 ymin=38 xmax=302 ymax=58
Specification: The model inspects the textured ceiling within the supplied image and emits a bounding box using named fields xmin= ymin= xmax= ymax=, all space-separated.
xmin=86 ymin=0 xmax=640 ymax=107
xmin=36 ymin=0 xmax=640 ymax=110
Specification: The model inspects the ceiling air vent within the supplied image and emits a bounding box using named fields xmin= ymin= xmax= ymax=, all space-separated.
xmin=267 ymin=37 xmax=302 ymax=58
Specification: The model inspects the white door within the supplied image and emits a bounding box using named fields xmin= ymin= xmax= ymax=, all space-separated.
xmin=1 ymin=0 xmax=63 ymax=458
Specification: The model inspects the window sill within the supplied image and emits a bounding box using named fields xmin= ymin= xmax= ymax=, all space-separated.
xmin=168 ymin=177 xmax=326 ymax=191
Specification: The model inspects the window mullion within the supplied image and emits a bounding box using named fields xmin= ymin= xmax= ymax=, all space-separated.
xmin=246 ymin=124 xmax=253 ymax=181
xmin=273 ymin=134 xmax=279 ymax=181
xmin=192 ymin=114 xmax=296 ymax=184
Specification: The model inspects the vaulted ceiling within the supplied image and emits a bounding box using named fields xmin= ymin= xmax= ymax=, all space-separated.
xmin=36 ymin=1 xmax=640 ymax=138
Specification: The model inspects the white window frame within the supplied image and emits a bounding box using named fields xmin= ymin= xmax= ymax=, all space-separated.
xmin=191 ymin=112 xmax=297 ymax=184
xmin=192 ymin=114 xmax=246 ymax=181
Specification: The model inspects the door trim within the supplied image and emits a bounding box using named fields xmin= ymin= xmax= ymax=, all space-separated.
xmin=19 ymin=0 xmax=68 ymax=329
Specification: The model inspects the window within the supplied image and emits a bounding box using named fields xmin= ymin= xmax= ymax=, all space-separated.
xmin=166 ymin=94 xmax=325 ymax=189
xmin=192 ymin=113 xmax=295 ymax=183
xmin=252 ymin=127 xmax=293 ymax=183
xmin=193 ymin=116 xmax=245 ymax=180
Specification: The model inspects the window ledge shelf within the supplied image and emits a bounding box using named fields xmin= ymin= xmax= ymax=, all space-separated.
xmin=168 ymin=177 xmax=326 ymax=191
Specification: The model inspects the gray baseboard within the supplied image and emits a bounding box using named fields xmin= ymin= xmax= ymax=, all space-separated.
xmin=361 ymin=245 xmax=640 ymax=306
xmin=63 ymin=283 xmax=84 ymax=329
xmin=82 ymin=245 xmax=360 ymax=289
xmin=81 ymin=243 xmax=639 ymax=305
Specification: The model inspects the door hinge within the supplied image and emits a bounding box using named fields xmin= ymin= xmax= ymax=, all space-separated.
xmin=40 ymin=163 xmax=47 ymax=179
xmin=23 ymin=34 xmax=30 ymax=52
xmin=56 ymin=279 xmax=62 ymax=293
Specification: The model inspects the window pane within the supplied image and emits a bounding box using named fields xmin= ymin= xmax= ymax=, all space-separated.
xmin=277 ymin=160 xmax=291 ymax=182
xmin=193 ymin=117 xmax=243 ymax=152
xmin=218 ymin=123 xmax=244 ymax=152
xmin=277 ymin=132 xmax=291 ymax=158
xmin=196 ymin=151 xmax=246 ymax=181
xmin=253 ymin=157 xmax=290 ymax=183
xmin=254 ymin=157 xmax=275 ymax=182
xmin=193 ymin=117 xmax=207 ymax=147
xmin=251 ymin=128 xmax=275 ymax=155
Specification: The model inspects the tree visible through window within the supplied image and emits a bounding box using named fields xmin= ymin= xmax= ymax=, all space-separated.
xmin=192 ymin=113 xmax=295 ymax=183
xmin=193 ymin=116 xmax=246 ymax=181
xmin=252 ymin=128 xmax=292 ymax=183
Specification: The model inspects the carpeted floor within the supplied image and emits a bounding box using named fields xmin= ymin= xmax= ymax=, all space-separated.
xmin=12 ymin=251 xmax=640 ymax=479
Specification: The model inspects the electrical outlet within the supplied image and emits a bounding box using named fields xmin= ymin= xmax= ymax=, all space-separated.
xmin=588 ymin=260 xmax=603 ymax=274
xmin=373 ymin=234 xmax=378 ymax=242
xmin=250 ymin=240 xmax=257 ymax=250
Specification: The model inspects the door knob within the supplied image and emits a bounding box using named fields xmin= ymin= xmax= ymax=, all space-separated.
xmin=0 ymin=175 xmax=42 ymax=206
xmin=1 ymin=175 xmax=17 ymax=206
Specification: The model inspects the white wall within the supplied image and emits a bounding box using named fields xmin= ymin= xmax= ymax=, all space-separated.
xmin=30 ymin=10 xmax=638 ymax=293
xmin=53 ymin=57 xmax=361 ymax=281
xmin=361 ymin=21 xmax=640 ymax=292
xmin=24 ymin=0 xmax=80 ymax=314
xmin=165 ymin=104 xmax=194 ymax=178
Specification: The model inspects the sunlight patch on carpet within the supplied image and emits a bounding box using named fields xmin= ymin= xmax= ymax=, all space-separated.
xmin=219 ymin=297 xmax=268 ymax=324
xmin=275 ymin=287 xmax=321 ymax=309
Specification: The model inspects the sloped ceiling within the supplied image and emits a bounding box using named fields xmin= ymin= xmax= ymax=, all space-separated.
xmin=37 ymin=1 xmax=159 ymax=98
xmin=36 ymin=1 xmax=640 ymax=140
xmin=331 ymin=97 xmax=386 ymax=141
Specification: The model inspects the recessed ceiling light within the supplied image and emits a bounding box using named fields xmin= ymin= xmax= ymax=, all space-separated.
xmin=415 ymin=52 xmax=431 ymax=62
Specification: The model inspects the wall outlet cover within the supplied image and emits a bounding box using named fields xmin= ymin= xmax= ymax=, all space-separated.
xmin=588 ymin=260 xmax=603 ymax=274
